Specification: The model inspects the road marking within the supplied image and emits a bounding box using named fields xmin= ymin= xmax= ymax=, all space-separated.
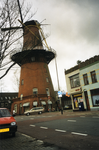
xmin=21 ymin=118 xmax=23 ymax=119
xmin=40 ymin=126 xmax=48 ymax=129
xmin=22 ymin=134 xmax=31 ymax=138
xmin=71 ymin=132 xmax=87 ymax=136
xmin=30 ymin=124 xmax=35 ymax=127
xmin=37 ymin=140 xmax=43 ymax=143
xmin=80 ymin=116 xmax=85 ymax=118
xmin=30 ymin=118 xmax=34 ymax=120
xmin=55 ymin=129 xmax=66 ymax=133
xmin=92 ymin=116 xmax=99 ymax=118
xmin=67 ymin=120 xmax=76 ymax=122
xmin=47 ymin=116 xmax=52 ymax=117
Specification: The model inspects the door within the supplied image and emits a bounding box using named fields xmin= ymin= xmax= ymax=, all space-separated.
xmin=84 ymin=91 xmax=90 ymax=110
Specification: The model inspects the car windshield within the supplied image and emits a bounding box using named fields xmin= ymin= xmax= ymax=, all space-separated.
xmin=0 ymin=109 xmax=12 ymax=117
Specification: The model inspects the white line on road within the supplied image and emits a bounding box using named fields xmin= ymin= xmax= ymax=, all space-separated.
xmin=55 ymin=129 xmax=66 ymax=133
xmin=80 ymin=116 xmax=85 ymax=118
xmin=71 ymin=132 xmax=87 ymax=136
xmin=30 ymin=118 xmax=34 ymax=120
xmin=40 ymin=126 xmax=48 ymax=129
xmin=92 ymin=116 xmax=99 ymax=118
xmin=30 ymin=124 xmax=35 ymax=127
xmin=67 ymin=120 xmax=76 ymax=122
xmin=22 ymin=134 xmax=31 ymax=138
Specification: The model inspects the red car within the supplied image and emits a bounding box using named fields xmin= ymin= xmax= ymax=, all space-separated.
xmin=0 ymin=108 xmax=17 ymax=137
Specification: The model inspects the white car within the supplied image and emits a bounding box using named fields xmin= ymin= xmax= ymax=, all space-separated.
xmin=24 ymin=107 xmax=45 ymax=116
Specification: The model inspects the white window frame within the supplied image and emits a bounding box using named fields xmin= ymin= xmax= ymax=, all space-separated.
xmin=46 ymin=88 xmax=50 ymax=96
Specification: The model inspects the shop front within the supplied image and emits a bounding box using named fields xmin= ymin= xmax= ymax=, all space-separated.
xmin=41 ymin=101 xmax=46 ymax=111
xmin=71 ymin=92 xmax=84 ymax=111
xmin=23 ymin=102 xmax=30 ymax=112
xmin=48 ymin=100 xmax=52 ymax=111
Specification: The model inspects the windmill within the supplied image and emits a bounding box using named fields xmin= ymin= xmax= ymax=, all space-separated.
xmin=1 ymin=0 xmax=57 ymax=114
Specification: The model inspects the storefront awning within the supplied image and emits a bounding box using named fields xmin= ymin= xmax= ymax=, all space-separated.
xmin=48 ymin=100 xmax=52 ymax=104
xmin=33 ymin=101 xmax=38 ymax=106
xmin=41 ymin=101 xmax=46 ymax=105
xmin=23 ymin=102 xmax=30 ymax=107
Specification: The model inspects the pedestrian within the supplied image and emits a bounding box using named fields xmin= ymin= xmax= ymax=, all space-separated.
xmin=13 ymin=110 xmax=15 ymax=116
xmin=61 ymin=107 xmax=63 ymax=114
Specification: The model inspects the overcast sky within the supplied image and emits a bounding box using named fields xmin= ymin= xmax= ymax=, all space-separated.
xmin=1 ymin=0 xmax=99 ymax=92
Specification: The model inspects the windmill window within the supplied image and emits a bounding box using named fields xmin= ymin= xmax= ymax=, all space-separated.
xmin=46 ymin=88 xmax=50 ymax=96
xmin=21 ymin=79 xmax=24 ymax=85
xmin=20 ymin=94 xmax=23 ymax=100
xmin=46 ymin=77 xmax=49 ymax=82
xmin=33 ymin=88 xmax=38 ymax=94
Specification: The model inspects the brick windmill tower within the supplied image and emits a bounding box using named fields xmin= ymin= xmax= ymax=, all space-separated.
xmin=11 ymin=20 xmax=56 ymax=114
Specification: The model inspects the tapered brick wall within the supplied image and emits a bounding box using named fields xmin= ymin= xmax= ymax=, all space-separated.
xmin=18 ymin=61 xmax=55 ymax=99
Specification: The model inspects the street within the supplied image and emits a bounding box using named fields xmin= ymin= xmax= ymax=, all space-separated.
xmin=0 ymin=110 xmax=99 ymax=150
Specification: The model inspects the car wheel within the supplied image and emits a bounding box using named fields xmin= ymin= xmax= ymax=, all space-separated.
xmin=27 ymin=113 xmax=30 ymax=116
xmin=12 ymin=132 xmax=15 ymax=137
xmin=38 ymin=111 xmax=42 ymax=114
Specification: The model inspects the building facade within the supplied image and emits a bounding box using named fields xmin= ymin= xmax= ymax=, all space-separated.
xmin=0 ymin=93 xmax=18 ymax=111
xmin=79 ymin=56 xmax=99 ymax=111
xmin=65 ymin=65 xmax=83 ymax=111
xmin=65 ymin=55 xmax=99 ymax=111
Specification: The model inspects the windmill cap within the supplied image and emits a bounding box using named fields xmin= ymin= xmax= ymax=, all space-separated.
xmin=24 ymin=20 xmax=40 ymax=27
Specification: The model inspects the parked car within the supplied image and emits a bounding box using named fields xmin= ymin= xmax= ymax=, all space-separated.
xmin=0 ymin=108 xmax=17 ymax=137
xmin=64 ymin=105 xmax=72 ymax=110
xmin=24 ymin=107 xmax=45 ymax=116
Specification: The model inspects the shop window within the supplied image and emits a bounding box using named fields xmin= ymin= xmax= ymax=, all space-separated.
xmin=33 ymin=88 xmax=38 ymax=94
xmin=91 ymin=89 xmax=99 ymax=106
xmin=46 ymin=77 xmax=49 ymax=82
xmin=21 ymin=79 xmax=24 ymax=85
xmin=46 ymin=88 xmax=50 ymax=96
xmin=14 ymin=104 xmax=17 ymax=113
xmin=83 ymin=74 xmax=89 ymax=85
xmin=1 ymin=103 xmax=4 ymax=107
xmin=31 ymin=57 xmax=35 ymax=62
xmin=5 ymin=103 xmax=8 ymax=107
xmin=90 ymin=71 xmax=97 ymax=83
xmin=70 ymin=74 xmax=80 ymax=88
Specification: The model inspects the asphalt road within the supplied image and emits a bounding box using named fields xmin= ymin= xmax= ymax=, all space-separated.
xmin=16 ymin=111 xmax=99 ymax=150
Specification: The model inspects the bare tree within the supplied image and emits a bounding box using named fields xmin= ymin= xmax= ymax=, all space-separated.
xmin=12 ymin=68 xmax=20 ymax=92
xmin=0 ymin=0 xmax=36 ymax=79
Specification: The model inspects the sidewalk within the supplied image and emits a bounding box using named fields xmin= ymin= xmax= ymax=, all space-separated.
xmin=0 ymin=132 xmax=65 ymax=150
xmin=44 ymin=109 xmax=99 ymax=117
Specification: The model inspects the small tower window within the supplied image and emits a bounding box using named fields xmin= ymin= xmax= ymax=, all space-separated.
xmin=33 ymin=88 xmax=38 ymax=94
xmin=46 ymin=77 xmax=49 ymax=82
xmin=21 ymin=79 xmax=24 ymax=85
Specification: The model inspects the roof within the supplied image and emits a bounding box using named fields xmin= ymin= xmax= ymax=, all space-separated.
xmin=65 ymin=55 xmax=99 ymax=75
